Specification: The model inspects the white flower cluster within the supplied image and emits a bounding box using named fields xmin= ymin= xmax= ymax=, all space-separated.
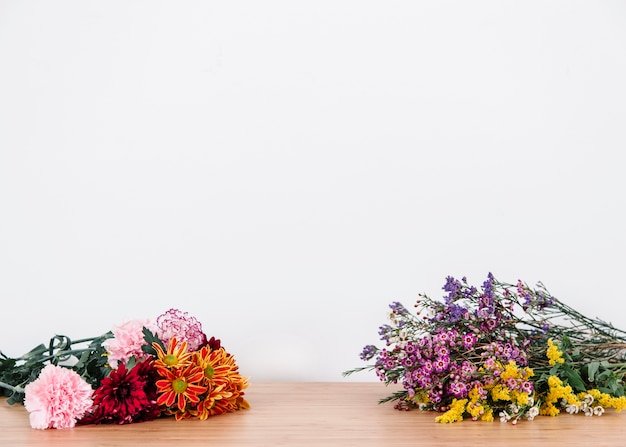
xmin=564 ymin=394 xmax=605 ymax=417
xmin=498 ymin=397 xmax=539 ymax=424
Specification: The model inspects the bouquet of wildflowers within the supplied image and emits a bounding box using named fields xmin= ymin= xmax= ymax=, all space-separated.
xmin=0 ymin=309 xmax=249 ymax=429
xmin=344 ymin=273 xmax=626 ymax=424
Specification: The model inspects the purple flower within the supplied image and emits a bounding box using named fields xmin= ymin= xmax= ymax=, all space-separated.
xmin=445 ymin=304 xmax=467 ymax=323
xmin=378 ymin=324 xmax=392 ymax=339
xmin=521 ymin=381 xmax=534 ymax=393
xmin=433 ymin=356 xmax=450 ymax=373
xmin=461 ymin=360 xmax=475 ymax=377
xmin=389 ymin=301 xmax=409 ymax=315
xmin=462 ymin=333 xmax=477 ymax=349
xmin=443 ymin=276 xmax=463 ymax=304
xmin=156 ymin=308 xmax=207 ymax=351
xmin=359 ymin=345 xmax=377 ymax=361
xmin=402 ymin=357 xmax=415 ymax=368
xmin=447 ymin=380 xmax=468 ymax=399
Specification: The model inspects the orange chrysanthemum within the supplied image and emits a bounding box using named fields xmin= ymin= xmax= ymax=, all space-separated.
xmin=195 ymin=346 xmax=235 ymax=386
xmin=192 ymin=346 xmax=250 ymax=417
xmin=155 ymin=363 xmax=207 ymax=416
xmin=153 ymin=337 xmax=193 ymax=370
xmin=190 ymin=384 xmax=233 ymax=420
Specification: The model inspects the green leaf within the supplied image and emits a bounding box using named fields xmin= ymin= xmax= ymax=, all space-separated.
xmin=141 ymin=327 xmax=163 ymax=357
xmin=563 ymin=366 xmax=586 ymax=392
xmin=586 ymin=361 xmax=600 ymax=382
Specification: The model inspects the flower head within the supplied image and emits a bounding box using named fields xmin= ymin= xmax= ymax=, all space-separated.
xmin=153 ymin=337 xmax=193 ymax=370
xmin=155 ymin=363 xmax=207 ymax=417
xmin=157 ymin=309 xmax=207 ymax=352
xmin=24 ymin=365 xmax=93 ymax=429
xmin=190 ymin=346 xmax=250 ymax=419
xmin=104 ymin=318 xmax=156 ymax=368
xmin=80 ymin=360 xmax=160 ymax=425
xmin=546 ymin=339 xmax=565 ymax=366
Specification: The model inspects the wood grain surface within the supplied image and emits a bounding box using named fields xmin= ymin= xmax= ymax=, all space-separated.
xmin=1 ymin=382 xmax=625 ymax=446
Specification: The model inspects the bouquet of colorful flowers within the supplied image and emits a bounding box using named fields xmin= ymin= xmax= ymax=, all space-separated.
xmin=344 ymin=273 xmax=626 ymax=424
xmin=0 ymin=309 xmax=249 ymax=429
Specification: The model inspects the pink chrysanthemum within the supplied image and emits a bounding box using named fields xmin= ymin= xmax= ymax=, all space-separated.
xmin=156 ymin=309 xmax=207 ymax=352
xmin=104 ymin=319 xmax=156 ymax=368
xmin=24 ymin=364 xmax=93 ymax=429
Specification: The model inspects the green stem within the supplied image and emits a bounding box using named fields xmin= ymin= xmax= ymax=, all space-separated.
xmin=37 ymin=348 xmax=93 ymax=364
xmin=0 ymin=380 xmax=24 ymax=394
xmin=71 ymin=336 xmax=106 ymax=345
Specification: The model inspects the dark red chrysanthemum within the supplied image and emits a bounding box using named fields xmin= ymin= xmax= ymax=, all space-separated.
xmin=206 ymin=336 xmax=221 ymax=350
xmin=79 ymin=360 xmax=160 ymax=425
xmin=131 ymin=359 xmax=162 ymax=422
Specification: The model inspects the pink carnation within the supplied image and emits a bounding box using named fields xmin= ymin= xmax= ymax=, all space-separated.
xmin=104 ymin=319 xmax=156 ymax=368
xmin=24 ymin=364 xmax=93 ymax=429
xmin=156 ymin=308 xmax=206 ymax=351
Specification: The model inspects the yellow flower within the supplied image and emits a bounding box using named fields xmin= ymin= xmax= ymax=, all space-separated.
xmin=540 ymin=402 xmax=561 ymax=416
xmin=480 ymin=408 xmax=494 ymax=422
xmin=583 ymin=389 xmax=612 ymax=407
xmin=512 ymin=390 xmax=529 ymax=406
xmin=435 ymin=399 xmax=468 ymax=423
xmin=546 ymin=339 xmax=565 ymax=366
xmin=491 ymin=384 xmax=511 ymax=402
xmin=468 ymin=386 xmax=481 ymax=402
xmin=547 ymin=375 xmax=563 ymax=388
xmin=610 ymin=396 xmax=626 ymax=412
xmin=466 ymin=402 xmax=488 ymax=420
xmin=540 ymin=375 xmax=576 ymax=417
xmin=500 ymin=361 xmax=521 ymax=381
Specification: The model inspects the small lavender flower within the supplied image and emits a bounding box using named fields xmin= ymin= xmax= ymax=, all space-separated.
xmin=378 ymin=324 xmax=393 ymax=343
xmin=359 ymin=345 xmax=378 ymax=361
xmin=443 ymin=276 xmax=463 ymax=304
xmin=389 ymin=301 xmax=409 ymax=315
xmin=445 ymin=304 xmax=467 ymax=323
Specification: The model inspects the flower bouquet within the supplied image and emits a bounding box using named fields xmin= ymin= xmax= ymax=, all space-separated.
xmin=344 ymin=273 xmax=626 ymax=423
xmin=0 ymin=309 xmax=249 ymax=429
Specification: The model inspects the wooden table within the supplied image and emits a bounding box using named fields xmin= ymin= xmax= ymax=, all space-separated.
xmin=2 ymin=382 xmax=626 ymax=446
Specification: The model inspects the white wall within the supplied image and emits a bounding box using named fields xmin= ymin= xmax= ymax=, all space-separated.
xmin=1 ymin=1 xmax=625 ymax=382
